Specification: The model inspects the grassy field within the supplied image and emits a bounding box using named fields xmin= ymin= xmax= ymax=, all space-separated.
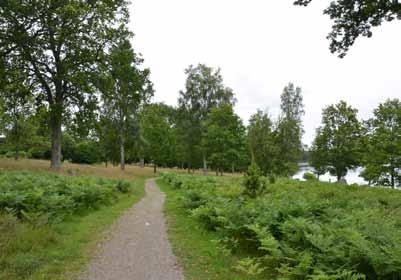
xmin=0 ymin=158 xmax=158 ymax=179
xmin=0 ymin=169 xmax=146 ymax=280
xmin=0 ymin=158 xmax=241 ymax=179
xmin=157 ymin=178 xmax=260 ymax=280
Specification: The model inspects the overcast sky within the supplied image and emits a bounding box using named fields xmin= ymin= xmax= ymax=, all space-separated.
xmin=129 ymin=0 xmax=401 ymax=145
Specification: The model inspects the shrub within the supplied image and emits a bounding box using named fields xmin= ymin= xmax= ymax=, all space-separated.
xmin=28 ymin=146 xmax=51 ymax=159
xmin=163 ymin=173 xmax=401 ymax=279
xmin=5 ymin=151 xmax=30 ymax=159
xmin=71 ymin=141 xmax=100 ymax=164
xmin=303 ymin=172 xmax=317 ymax=181
xmin=0 ymin=171 xmax=131 ymax=223
xmin=243 ymin=162 xmax=266 ymax=198
xmin=115 ymin=181 xmax=131 ymax=193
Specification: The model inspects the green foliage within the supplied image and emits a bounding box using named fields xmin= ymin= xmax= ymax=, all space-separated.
xmin=248 ymin=83 xmax=304 ymax=177
xmin=0 ymin=0 xmax=132 ymax=168
xmin=275 ymin=83 xmax=305 ymax=176
xmin=139 ymin=103 xmax=177 ymax=170
xmin=203 ymin=104 xmax=247 ymax=173
xmin=312 ymin=101 xmax=362 ymax=181
xmin=247 ymin=110 xmax=276 ymax=175
xmin=71 ymin=141 xmax=100 ymax=164
xmin=294 ymin=0 xmax=401 ymax=57
xmin=162 ymin=173 xmax=401 ymax=279
xmin=28 ymin=146 xmax=50 ymax=160
xmin=177 ymin=64 xmax=236 ymax=171
xmin=361 ymin=99 xmax=401 ymax=188
xmin=243 ymin=162 xmax=266 ymax=198
xmin=303 ymin=172 xmax=317 ymax=181
xmin=98 ymin=38 xmax=153 ymax=170
xmin=115 ymin=181 xmax=131 ymax=194
xmin=0 ymin=171 xmax=131 ymax=223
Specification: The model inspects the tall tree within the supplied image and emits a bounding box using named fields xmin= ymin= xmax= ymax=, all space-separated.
xmin=247 ymin=110 xmax=277 ymax=175
xmin=294 ymin=0 xmax=401 ymax=57
xmin=275 ymin=83 xmax=305 ymax=176
xmin=203 ymin=104 xmax=246 ymax=175
xmin=0 ymin=0 xmax=130 ymax=169
xmin=309 ymin=127 xmax=328 ymax=179
xmin=99 ymin=39 xmax=153 ymax=170
xmin=361 ymin=99 xmax=401 ymax=188
xmin=0 ymin=61 xmax=33 ymax=159
xmin=314 ymin=101 xmax=362 ymax=181
xmin=177 ymin=64 xmax=235 ymax=173
xmin=140 ymin=103 xmax=177 ymax=173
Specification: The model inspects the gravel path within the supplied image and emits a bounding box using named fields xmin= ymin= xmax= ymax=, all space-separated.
xmin=80 ymin=179 xmax=184 ymax=280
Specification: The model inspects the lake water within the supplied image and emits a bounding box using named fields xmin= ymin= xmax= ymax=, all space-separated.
xmin=293 ymin=165 xmax=368 ymax=185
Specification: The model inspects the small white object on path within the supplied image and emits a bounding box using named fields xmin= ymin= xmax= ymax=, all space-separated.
xmin=80 ymin=179 xmax=184 ymax=280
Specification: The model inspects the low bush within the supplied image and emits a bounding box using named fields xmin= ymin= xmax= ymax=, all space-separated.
xmin=28 ymin=146 xmax=51 ymax=159
xmin=161 ymin=173 xmax=401 ymax=279
xmin=303 ymin=171 xmax=317 ymax=181
xmin=71 ymin=141 xmax=100 ymax=164
xmin=0 ymin=171 xmax=132 ymax=223
xmin=5 ymin=151 xmax=30 ymax=159
xmin=243 ymin=162 xmax=267 ymax=198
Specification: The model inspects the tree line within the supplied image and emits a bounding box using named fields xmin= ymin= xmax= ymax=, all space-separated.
xmin=310 ymin=99 xmax=401 ymax=188
xmin=0 ymin=53 xmax=307 ymax=177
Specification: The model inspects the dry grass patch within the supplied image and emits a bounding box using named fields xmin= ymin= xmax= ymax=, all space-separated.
xmin=0 ymin=158 xmax=157 ymax=179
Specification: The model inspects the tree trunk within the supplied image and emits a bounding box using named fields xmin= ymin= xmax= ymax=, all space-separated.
xmin=202 ymin=152 xmax=207 ymax=175
xmin=220 ymin=169 xmax=223 ymax=176
xmin=50 ymin=110 xmax=62 ymax=170
xmin=14 ymin=119 xmax=19 ymax=160
xmin=120 ymin=135 xmax=125 ymax=171
xmin=15 ymin=138 xmax=19 ymax=160
xmin=216 ymin=168 xmax=219 ymax=176
xmin=391 ymin=170 xmax=395 ymax=189
xmin=154 ymin=164 xmax=157 ymax=174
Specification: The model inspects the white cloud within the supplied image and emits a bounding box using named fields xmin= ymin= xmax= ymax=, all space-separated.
xmin=129 ymin=0 xmax=401 ymax=145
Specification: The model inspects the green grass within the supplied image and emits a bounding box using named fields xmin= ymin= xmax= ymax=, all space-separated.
xmin=157 ymin=178 xmax=258 ymax=280
xmin=0 ymin=176 xmax=146 ymax=280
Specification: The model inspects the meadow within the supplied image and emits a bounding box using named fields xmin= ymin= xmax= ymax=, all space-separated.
xmin=161 ymin=173 xmax=401 ymax=280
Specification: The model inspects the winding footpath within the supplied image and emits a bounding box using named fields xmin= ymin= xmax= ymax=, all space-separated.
xmin=80 ymin=179 xmax=184 ymax=280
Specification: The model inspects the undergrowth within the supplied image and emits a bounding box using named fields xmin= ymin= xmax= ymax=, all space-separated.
xmin=0 ymin=170 xmax=144 ymax=279
xmin=162 ymin=173 xmax=401 ymax=280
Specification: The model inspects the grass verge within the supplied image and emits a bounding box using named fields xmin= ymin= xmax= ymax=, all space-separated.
xmin=157 ymin=178 xmax=255 ymax=280
xmin=0 ymin=176 xmax=146 ymax=280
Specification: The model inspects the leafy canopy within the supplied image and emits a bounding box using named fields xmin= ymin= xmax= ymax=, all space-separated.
xmin=294 ymin=0 xmax=401 ymax=57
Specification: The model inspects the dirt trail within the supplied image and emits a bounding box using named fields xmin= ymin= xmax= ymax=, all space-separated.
xmin=80 ymin=179 xmax=184 ymax=280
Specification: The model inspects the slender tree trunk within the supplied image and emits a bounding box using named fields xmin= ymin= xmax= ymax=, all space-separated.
xmin=120 ymin=135 xmax=125 ymax=171
xmin=154 ymin=164 xmax=157 ymax=174
xmin=202 ymin=152 xmax=207 ymax=175
xmin=15 ymin=142 xmax=19 ymax=160
xmin=220 ymin=169 xmax=223 ymax=176
xmin=50 ymin=108 xmax=62 ymax=170
xmin=216 ymin=168 xmax=219 ymax=176
xmin=14 ymin=119 xmax=19 ymax=160
xmin=391 ymin=170 xmax=395 ymax=189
